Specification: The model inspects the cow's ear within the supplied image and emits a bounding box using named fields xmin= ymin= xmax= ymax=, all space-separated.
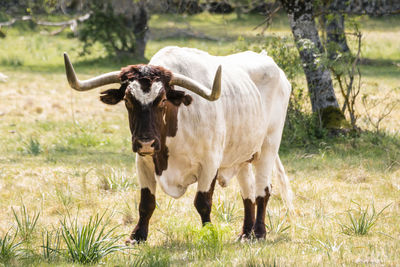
xmin=100 ymin=88 xmax=125 ymax=105
xmin=166 ymin=89 xmax=192 ymax=106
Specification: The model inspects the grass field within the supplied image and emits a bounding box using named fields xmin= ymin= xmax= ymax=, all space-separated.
xmin=0 ymin=12 xmax=399 ymax=266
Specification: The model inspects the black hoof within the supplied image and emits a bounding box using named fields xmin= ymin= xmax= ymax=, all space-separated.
xmin=253 ymin=223 xmax=266 ymax=239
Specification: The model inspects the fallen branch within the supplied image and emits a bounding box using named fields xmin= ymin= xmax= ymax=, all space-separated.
xmin=0 ymin=13 xmax=90 ymax=35
xmin=152 ymin=28 xmax=219 ymax=41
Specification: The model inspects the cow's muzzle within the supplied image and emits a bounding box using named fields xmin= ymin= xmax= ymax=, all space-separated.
xmin=133 ymin=138 xmax=160 ymax=156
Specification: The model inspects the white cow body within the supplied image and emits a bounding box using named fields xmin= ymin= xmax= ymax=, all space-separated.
xmin=137 ymin=46 xmax=293 ymax=209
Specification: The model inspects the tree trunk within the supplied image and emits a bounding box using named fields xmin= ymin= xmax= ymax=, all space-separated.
xmin=280 ymin=0 xmax=344 ymax=128
xmin=132 ymin=0 xmax=149 ymax=59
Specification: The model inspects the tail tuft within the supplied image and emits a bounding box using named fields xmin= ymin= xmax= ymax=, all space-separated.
xmin=275 ymin=155 xmax=294 ymax=212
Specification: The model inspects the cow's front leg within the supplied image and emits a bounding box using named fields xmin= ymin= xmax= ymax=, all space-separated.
xmin=194 ymin=174 xmax=217 ymax=225
xmin=127 ymin=188 xmax=156 ymax=244
xmin=126 ymin=156 xmax=156 ymax=245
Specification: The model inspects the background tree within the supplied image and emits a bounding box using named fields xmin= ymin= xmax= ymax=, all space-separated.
xmin=279 ymin=0 xmax=344 ymax=129
xmin=79 ymin=0 xmax=149 ymax=59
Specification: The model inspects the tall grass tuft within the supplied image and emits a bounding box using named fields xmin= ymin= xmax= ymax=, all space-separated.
xmin=60 ymin=212 xmax=127 ymax=264
xmin=24 ymin=137 xmax=42 ymax=155
xmin=41 ymin=229 xmax=61 ymax=262
xmin=265 ymin=210 xmax=291 ymax=235
xmin=214 ymin=196 xmax=238 ymax=223
xmin=340 ymin=202 xmax=390 ymax=236
xmin=244 ymin=243 xmax=278 ymax=267
xmin=98 ymin=167 xmax=135 ymax=191
xmin=314 ymin=237 xmax=343 ymax=260
xmin=0 ymin=229 xmax=23 ymax=264
xmin=131 ymin=245 xmax=171 ymax=267
xmin=193 ymin=224 xmax=225 ymax=259
xmin=12 ymin=205 xmax=40 ymax=242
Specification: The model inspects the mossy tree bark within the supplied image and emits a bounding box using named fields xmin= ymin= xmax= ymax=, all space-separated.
xmin=280 ymin=0 xmax=344 ymax=128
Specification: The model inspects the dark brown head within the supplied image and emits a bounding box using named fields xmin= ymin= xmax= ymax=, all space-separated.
xmin=63 ymin=52 xmax=222 ymax=158
xmin=100 ymin=65 xmax=192 ymax=156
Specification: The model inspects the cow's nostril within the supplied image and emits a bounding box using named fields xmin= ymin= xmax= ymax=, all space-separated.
xmin=137 ymin=139 xmax=156 ymax=155
xmin=138 ymin=139 xmax=155 ymax=146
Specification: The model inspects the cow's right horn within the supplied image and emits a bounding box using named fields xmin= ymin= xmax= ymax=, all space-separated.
xmin=64 ymin=52 xmax=121 ymax=91
xmin=170 ymin=65 xmax=222 ymax=101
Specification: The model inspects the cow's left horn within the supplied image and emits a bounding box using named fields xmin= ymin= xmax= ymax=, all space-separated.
xmin=64 ymin=52 xmax=121 ymax=91
xmin=170 ymin=65 xmax=222 ymax=101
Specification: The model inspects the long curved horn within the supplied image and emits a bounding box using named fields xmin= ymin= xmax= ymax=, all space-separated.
xmin=64 ymin=52 xmax=121 ymax=91
xmin=169 ymin=65 xmax=222 ymax=101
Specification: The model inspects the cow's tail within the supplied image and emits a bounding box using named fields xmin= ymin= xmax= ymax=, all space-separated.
xmin=275 ymin=155 xmax=294 ymax=212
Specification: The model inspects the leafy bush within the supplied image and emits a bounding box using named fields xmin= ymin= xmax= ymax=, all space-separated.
xmin=78 ymin=1 xmax=136 ymax=56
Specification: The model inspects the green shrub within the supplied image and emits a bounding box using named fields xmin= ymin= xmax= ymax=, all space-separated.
xmin=78 ymin=1 xmax=136 ymax=56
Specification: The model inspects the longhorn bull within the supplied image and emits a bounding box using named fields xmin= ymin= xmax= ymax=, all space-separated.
xmin=64 ymin=46 xmax=294 ymax=243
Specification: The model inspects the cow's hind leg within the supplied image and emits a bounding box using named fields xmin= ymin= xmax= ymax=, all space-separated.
xmin=252 ymin=141 xmax=280 ymax=239
xmin=236 ymin=163 xmax=255 ymax=239
xmin=194 ymin=174 xmax=217 ymax=225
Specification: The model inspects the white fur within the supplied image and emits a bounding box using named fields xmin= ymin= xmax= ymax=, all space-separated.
xmin=128 ymin=80 xmax=163 ymax=105
xmin=137 ymin=46 xmax=294 ymax=210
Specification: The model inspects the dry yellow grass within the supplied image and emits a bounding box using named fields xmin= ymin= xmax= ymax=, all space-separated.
xmin=0 ymin=12 xmax=399 ymax=266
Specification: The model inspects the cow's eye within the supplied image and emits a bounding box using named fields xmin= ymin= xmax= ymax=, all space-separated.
xmin=124 ymin=98 xmax=133 ymax=108
xmin=159 ymin=98 xmax=167 ymax=108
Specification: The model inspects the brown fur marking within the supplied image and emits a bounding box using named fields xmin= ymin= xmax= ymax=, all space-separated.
xmin=253 ymin=186 xmax=271 ymax=239
xmin=128 ymin=188 xmax=156 ymax=243
xmin=241 ymin=198 xmax=255 ymax=238
xmin=194 ymin=176 xmax=217 ymax=225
